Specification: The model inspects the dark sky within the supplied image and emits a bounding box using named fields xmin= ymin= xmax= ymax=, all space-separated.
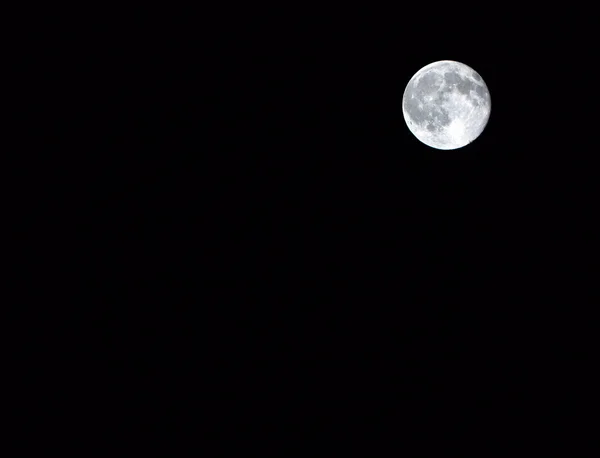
xmin=93 ymin=13 xmax=588 ymax=308
xmin=27 ymin=7 xmax=596 ymax=451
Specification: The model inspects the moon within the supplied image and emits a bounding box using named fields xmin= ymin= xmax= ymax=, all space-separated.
xmin=402 ymin=60 xmax=491 ymax=150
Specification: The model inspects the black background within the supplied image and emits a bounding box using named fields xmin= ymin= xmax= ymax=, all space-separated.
xmin=18 ymin=6 xmax=597 ymax=454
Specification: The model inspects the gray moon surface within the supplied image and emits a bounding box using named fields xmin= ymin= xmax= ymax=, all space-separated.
xmin=402 ymin=60 xmax=491 ymax=150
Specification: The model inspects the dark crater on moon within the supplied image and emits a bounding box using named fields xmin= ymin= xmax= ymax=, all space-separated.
xmin=415 ymin=72 xmax=443 ymax=95
xmin=443 ymin=72 xmax=471 ymax=95
xmin=403 ymin=91 xmax=451 ymax=127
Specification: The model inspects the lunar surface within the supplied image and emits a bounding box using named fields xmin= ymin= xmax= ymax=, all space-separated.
xmin=402 ymin=60 xmax=491 ymax=150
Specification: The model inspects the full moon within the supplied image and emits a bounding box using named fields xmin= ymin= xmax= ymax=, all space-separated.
xmin=402 ymin=60 xmax=491 ymax=150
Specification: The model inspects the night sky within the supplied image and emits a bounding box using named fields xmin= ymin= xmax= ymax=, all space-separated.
xmin=26 ymin=7 xmax=596 ymax=453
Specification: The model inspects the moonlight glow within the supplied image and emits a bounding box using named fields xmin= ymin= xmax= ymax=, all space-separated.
xmin=402 ymin=60 xmax=491 ymax=150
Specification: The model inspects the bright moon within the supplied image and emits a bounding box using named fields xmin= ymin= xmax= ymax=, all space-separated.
xmin=402 ymin=60 xmax=491 ymax=150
